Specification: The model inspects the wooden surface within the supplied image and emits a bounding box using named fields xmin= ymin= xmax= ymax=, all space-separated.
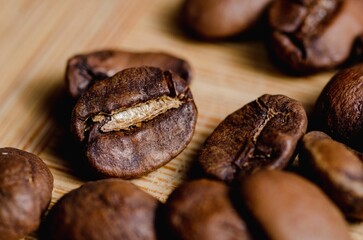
xmin=1 ymin=0 xmax=363 ymax=239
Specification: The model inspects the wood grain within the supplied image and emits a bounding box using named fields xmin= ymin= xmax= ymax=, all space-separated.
xmin=0 ymin=0 xmax=362 ymax=239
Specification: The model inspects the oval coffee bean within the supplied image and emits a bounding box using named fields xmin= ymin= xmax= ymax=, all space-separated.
xmin=71 ymin=66 xmax=197 ymax=178
xmin=66 ymin=49 xmax=192 ymax=98
xmin=299 ymin=131 xmax=363 ymax=220
xmin=268 ymin=0 xmax=363 ymax=74
xmin=181 ymin=0 xmax=273 ymax=39
xmin=198 ymin=94 xmax=307 ymax=183
xmin=313 ymin=63 xmax=363 ymax=151
xmin=239 ymin=170 xmax=350 ymax=240
xmin=164 ymin=179 xmax=252 ymax=240
xmin=0 ymin=147 xmax=53 ymax=240
xmin=44 ymin=179 xmax=160 ymax=240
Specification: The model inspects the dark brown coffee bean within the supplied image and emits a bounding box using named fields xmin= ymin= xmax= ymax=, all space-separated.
xmin=71 ymin=66 xmax=197 ymax=178
xmin=66 ymin=49 xmax=192 ymax=98
xmin=181 ymin=0 xmax=273 ymax=39
xmin=239 ymin=170 xmax=350 ymax=240
xmin=164 ymin=179 xmax=252 ymax=240
xmin=0 ymin=147 xmax=53 ymax=240
xmin=313 ymin=63 xmax=363 ymax=151
xmin=44 ymin=179 xmax=160 ymax=240
xmin=299 ymin=131 xmax=363 ymax=220
xmin=268 ymin=0 xmax=363 ymax=74
xmin=198 ymin=94 xmax=307 ymax=183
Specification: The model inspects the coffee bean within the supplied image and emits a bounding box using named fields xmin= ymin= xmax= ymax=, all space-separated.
xmin=44 ymin=179 xmax=160 ymax=240
xmin=299 ymin=131 xmax=363 ymax=220
xmin=164 ymin=179 xmax=252 ymax=240
xmin=198 ymin=94 xmax=307 ymax=183
xmin=313 ymin=63 xmax=363 ymax=151
xmin=239 ymin=170 xmax=351 ymax=240
xmin=268 ymin=0 xmax=363 ymax=74
xmin=181 ymin=0 xmax=273 ymax=39
xmin=71 ymin=66 xmax=197 ymax=178
xmin=66 ymin=49 xmax=192 ymax=98
xmin=0 ymin=147 xmax=53 ymax=240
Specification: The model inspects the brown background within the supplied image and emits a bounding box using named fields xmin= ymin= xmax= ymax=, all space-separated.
xmin=1 ymin=0 xmax=362 ymax=239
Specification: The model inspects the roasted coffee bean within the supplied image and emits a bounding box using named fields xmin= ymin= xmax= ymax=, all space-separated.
xmin=164 ymin=179 xmax=252 ymax=240
xmin=313 ymin=63 xmax=363 ymax=151
xmin=198 ymin=94 xmax=307 ymax=183
xmin=268 ymin=0 xmax=363 ymax=74
xmin=0 ymin=147 xmax=53 ymax=240
xmin=181 ymin=0 xmax=273 ymax=39
xmin=239 ymin=170 xmax=351 ymax=240
xmin=71 ymin=66 xmax=197 ymax=178
xmin=299 ymin=131 xmax=363 ymax=220
xmin=66 ymin=49 xmax=192 ymax=98
xmin=44 ymin=179 xmax=160 ymax=240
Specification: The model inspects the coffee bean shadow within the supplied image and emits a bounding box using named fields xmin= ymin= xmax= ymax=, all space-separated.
xmin=228 ymin=184 xmax=270 ymax=240
xmin=182 ymin=142 xmax=210 ymax=182
xmin=160 ymin=0 xmax=222 ymax=43
xmin=50 ymin=92 xmax=103 ymax=181
xmin=37 ymin=204 xmax=55 ymax=240
xmin=158 ymin=0 xmax=203 ymax=44
xmin=27 ymin=77 xmax=102 ymax=182
xmin=154 ymin=201 xmax=177 ymax=240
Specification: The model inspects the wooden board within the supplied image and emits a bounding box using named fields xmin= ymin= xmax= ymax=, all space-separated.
xmin=1 ymin=0 xmax=363 ymax=239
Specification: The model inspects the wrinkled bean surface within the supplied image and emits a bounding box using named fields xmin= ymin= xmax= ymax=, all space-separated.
xmin=313 ymin=63 xmax=363 ymax=151
xmin=198 ymin=94 xmax=307 ymax=183
xmin=71 ymin=66 xmax=197 ymax=178
xmin=269 ymin=0 xmax=363 ymax=74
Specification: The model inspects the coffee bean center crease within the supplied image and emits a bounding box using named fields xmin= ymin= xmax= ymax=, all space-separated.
xmin=92 ymin=95 xmax=183 ymax=132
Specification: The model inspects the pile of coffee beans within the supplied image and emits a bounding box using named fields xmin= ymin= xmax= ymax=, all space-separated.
xmin=4 ymin=52 xmax=362 ymax=240
xmin=37 ymin=52 xmax=362 ymax=239
xmin=182 ymin=0 xmax=363 ymax=74
xmin=2 ymin=1 xmax=363 ymax=239
xmin=193 ymin=63 xmax=363 ymax=224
